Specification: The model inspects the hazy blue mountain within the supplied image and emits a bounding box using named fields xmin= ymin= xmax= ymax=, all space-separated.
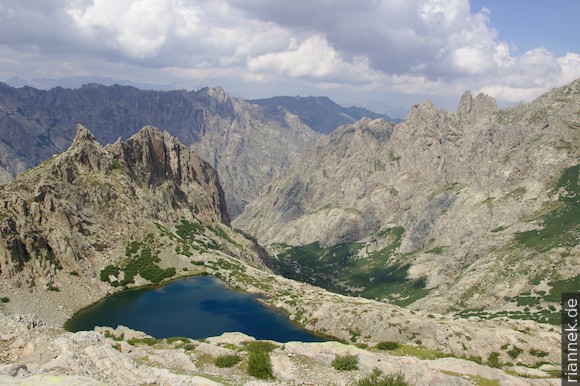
xmin=249 ymin=95 xmax=397 ymax=134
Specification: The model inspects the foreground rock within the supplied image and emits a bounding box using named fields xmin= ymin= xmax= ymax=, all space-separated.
xmin=0 ymin=311 xmax=558 ymax=386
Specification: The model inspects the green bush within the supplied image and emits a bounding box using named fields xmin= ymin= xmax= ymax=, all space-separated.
xmin=0 ymin=297 xmax=9 ymax=303
xmin=127 ymin=337 xmax=158 ymax=346
xmin=487 ymin=352 xmax=502 ymax=368
xmin=100 ymin=265 xmax=120 ymax=282
xmin=332 ymin=354 xmax=358 ymax=371
xmin=375 ymin=341 xmax=399 ymax=350
xmin=507 ymin=346 xmax=523 ymax=359
xmin=165 ymin=336 xmax=190 ymax=344
xmin=243 ymin=341 xmax=278 ymax=353
xmin=68 ymin=270 xmax=79 ymax=276
xmin=357 ymin=369 xmax=409 ymax=386
xmin=467 ymin=355 xmax=483 ymax=365
xmin=47 ymin=283 xmax=60 ymax=292
xmin=530 ymin=348 xmax=548 ymax=357
xmin=215 ymin=354 xmax=242 ymax=368
xmin=247 ymin=352 xmax=273 ymax=379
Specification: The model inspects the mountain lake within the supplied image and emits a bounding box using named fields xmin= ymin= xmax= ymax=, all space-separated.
xmin=65 ymin=275 xmax=323 ymax=342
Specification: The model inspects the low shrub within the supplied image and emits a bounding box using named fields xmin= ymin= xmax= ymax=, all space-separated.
xmin=357 ymin=369 xmax=409 ymax=386
xmin=487 ymin=352 xmax=502 ymax=368
xmin=332 ymin=354 xmax=358 ymax=371
xmin=247 ymin=351 xmax=273 ymax=379
xmin=507 ymin=346 xmax=523 ymax=359
xmin=0 ymin=297 xmax=9 ymax=303
xmin=530 ymin=348 xmax=548 ymax=357
xmin=127 ymin=337 xmax=158 ymax=346
xmin=243 ymin=341 xmax=278 ymax=353
xmin=165 ymin=336 xmax=190 ymax=344
xmin=215 ymin=354 xmax=242 ymax=368
xmin=375 ymin=341 xmax=399 ymax=350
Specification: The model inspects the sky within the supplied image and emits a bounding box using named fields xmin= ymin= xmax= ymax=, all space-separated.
xmin=0 ymin=0 xmax=578 ymax=117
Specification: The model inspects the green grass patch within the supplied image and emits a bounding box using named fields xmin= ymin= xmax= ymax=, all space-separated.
xmin=127 ymin=337 xmax=159 ymax=346
xmin=425 ymin=246 xmax=446 ymax=255
xmin=529 ymin=348 xmax=548 ymax=358
xmin=487 ymin=352 xmax=502 ymax=368
xmin=165 ymin=336 xmax=190 ymax=344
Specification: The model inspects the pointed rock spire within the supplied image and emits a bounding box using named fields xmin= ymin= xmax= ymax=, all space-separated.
xmin=72 ymin=124 xmax=97 ymax=147
xmin=458 ymin=91 xmax=473 ymax=115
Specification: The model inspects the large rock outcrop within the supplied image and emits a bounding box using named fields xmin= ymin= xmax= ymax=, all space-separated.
xmin=0 ymin=125 xmax=267 ymax=323
xmin=235 ymin=78 xmax=580 ymax=312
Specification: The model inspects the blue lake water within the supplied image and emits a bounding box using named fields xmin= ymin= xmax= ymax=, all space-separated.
xmin=65 ymin=275 xmax=323 ymax=342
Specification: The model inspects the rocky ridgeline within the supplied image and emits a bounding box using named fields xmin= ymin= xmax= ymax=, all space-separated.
xmin=0 ymin=125 xmax=267 ymax=323
xmin=0 ymin=83 xmax=320 ymax=217
xmin=234 ymin=79 xmax=580 ymax=311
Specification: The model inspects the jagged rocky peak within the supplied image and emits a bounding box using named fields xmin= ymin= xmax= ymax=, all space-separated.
xmin=458 ymin=90 xmax=473 ymax=114
xmin=202 ymin=85 xmax=228 ymax=100
xmin=106 ymin=125 xmax=230 ymax=224
xmin=71 ymin=123 xmax=97 ymax=146
xmin=0 ymin=123 xmax=234 ymax=290
xmin=458 ymin=90 xmax=498 ymax=122
xmin=64 ymin=124 xmax=112 ymax=175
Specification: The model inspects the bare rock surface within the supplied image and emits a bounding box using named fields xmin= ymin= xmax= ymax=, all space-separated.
xmin=235 ymin=78 xmax=580 ymax=312
xmin=0 ymin=83 xmax=320 ymax=217
xmin=0 ymin=310 xmax=557 ymax=386
xmin=0 ymin=124 xmax=268 ymax=325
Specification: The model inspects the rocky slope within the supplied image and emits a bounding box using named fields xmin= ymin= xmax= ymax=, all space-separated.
xmin=235 ymin=78 xmax=580 ymax=317
xmin=0 ymin=124 xmax=267 ymax=324
xmin=0 ymin=122 xmax=563 ymax=385
xmin=249 ymin=95 xmax=396 ymax=134
xmin=0 ymin=83 xmax=320 ymax=217
xmin=0 ymin=311 xmax=559 ymax=385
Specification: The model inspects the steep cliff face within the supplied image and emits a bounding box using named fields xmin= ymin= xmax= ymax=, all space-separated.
xmin=0 ymin=83 xmax=320 ymax=217
xmin=0 ymin=125 xmax=265 ymax=301
xmin=235 ymin=79 xmax=580 ymax=315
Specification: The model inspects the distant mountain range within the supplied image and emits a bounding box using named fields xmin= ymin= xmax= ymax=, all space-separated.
xmin=250 ymin=95 xmax=398 ymax=134
xmin=0 ymin=82 xmax=327 ymax=217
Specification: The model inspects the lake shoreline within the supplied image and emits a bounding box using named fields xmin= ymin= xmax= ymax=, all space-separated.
xmin=65 ymin=274 xmax=325 ymax=343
